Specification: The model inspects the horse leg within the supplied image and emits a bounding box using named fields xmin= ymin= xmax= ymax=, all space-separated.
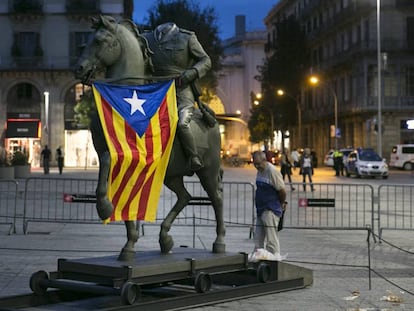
xmin=159 ymin=176 xmax=191 ymax=254
xmin=95 ymin=151 xmax=113 ymax=220
xmin=118 ymin=220 xmax=140 ymax=261
xmin=197 ymin=167 xmax=226 ymax=253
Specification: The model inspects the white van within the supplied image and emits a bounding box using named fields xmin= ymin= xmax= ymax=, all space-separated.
xmin=389 ymin=144 xmax=414 ymax=170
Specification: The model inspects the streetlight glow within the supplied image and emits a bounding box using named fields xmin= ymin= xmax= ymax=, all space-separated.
xmin=309 ymin=75 xmax=319 ymax=85
xmin=277 ymin=89 xmax=284 ymax=96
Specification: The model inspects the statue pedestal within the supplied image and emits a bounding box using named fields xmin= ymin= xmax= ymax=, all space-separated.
xmin=29 ymin=247 xmax=313 ymax=306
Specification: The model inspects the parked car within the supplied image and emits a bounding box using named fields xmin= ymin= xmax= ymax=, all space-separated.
xmin=324 ymin=148 xmax=353 ymax=167
xmin=324 ymin=150 xmax=334 ymax=166
xmin=345 ymin=148 xmax=388 ymax=179
xmin=389 ymin=144 xmax=414 ymax=170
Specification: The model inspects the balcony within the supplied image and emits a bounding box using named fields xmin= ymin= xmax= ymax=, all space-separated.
xmin=66 ymin=0 xmax=100 ymax=15
xmin=9 ymin=0 xmax=43 ymax=14
xmin=0 ymin=55 xmax=75 ymax=71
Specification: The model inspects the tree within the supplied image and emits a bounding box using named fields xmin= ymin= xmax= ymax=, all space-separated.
xmin=137 ymin=0 xmax=223 ymax=97
xmin=249 ymin=16 xmax=309 ymax=145
xmin=74 ymin=89 xmax=95 ymax=129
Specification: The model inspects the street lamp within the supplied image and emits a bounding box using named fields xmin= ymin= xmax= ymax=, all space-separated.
xmin=277 ymin=89 xmax=301 ymax=148
xmin=309 ymin=75 xmax=339 ymax=150
xmin=376 ymin=0 xmax=382 ymax=156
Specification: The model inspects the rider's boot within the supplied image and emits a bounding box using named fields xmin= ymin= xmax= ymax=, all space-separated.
xmin=179 ymin=127 xmax=204 ymax=171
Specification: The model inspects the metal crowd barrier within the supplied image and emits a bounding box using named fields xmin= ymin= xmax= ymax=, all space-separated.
xmin=23 ymin=178 xmax=100 ymax=234
xmin=377 ymin=184 xmax=414 ymax=240
xmin=16 ymin=177 xmax=414 ymax=239
xmin=284 ymin=183 xmax=375 ymax=231
xmin=0 ymin=180 xmax=18 ymax=234
xmin=22 ymin=177 xmax=255 ymax=234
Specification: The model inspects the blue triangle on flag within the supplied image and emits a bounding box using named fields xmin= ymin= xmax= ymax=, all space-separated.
xmin=93 ymin=81 xmax=173 ymax=137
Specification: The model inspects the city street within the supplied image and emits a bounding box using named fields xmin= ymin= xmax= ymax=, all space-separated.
xmin=0 ymin=164 xmax=413 ymax=310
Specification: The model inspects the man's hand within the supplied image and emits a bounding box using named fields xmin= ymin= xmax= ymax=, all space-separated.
xmin=178 ymin=68 xmax=198 ymax=87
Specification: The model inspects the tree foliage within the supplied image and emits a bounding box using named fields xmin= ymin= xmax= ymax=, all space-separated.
xmin=74 ymin=89 xmax=95 ymax=128
xmin=249 ymin=16 xmax=309 ymax=144
xmin=137 ymin=0 xmax=223 ymax=94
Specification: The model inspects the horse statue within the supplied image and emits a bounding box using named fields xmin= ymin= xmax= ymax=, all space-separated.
xmin=74 ymin=15 xmax=225 ymax=261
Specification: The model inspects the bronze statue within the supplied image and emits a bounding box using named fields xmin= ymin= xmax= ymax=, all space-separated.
xmin=74 ymin=16 xmax=225 ymax=261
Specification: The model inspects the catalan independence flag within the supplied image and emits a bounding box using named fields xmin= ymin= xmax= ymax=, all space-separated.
xmin=92 ymin=80 xmax=178 ymax=222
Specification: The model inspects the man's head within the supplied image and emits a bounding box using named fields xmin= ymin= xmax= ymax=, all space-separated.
xmin=252 ymin=151 xmax=267 ymax=172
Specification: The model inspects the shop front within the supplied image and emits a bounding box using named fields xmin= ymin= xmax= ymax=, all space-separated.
xmin=5 ymin=112 xmax=41 ymax=167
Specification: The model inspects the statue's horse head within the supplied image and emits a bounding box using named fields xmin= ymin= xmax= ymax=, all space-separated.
xmin=74 ymin=15 xmax=152 ymax=85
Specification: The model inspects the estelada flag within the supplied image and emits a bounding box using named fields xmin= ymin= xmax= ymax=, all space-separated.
xmin=92 ymin=80 xmax=178 ymax=222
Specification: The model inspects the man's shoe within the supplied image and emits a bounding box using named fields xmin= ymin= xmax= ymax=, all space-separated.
xmin=190 ymin=156 xmax=204 ymax=171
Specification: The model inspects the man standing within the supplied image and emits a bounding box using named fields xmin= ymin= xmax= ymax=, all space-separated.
xmin=300 ymin=148 xmax=315 ymax=192
xmin=41 ymin=145 xmax=51 ymax=174
xmin=144 ymin=22 xmax=211 ymax=171
xmin=252 ymin=151 xmax=287 ymax=256
xmin=333 ymin=149 xmax=344 ymax=176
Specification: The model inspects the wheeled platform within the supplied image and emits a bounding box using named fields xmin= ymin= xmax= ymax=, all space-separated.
xmin=29 ymin=247 xmax=313 ymax=306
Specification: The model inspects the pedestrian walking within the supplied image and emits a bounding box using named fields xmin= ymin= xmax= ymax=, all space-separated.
xmin=252 ymin=151 xmax=287 ymax=257
xmin=300 ymin=149 xmax=314 ymax=192
xmin=280 ymin=149 xmax=295 ymax=191
xmin=56 ymin=146 xmax=64 ymax=175
xmin=40 ymin=145 xmax=51 ymax=174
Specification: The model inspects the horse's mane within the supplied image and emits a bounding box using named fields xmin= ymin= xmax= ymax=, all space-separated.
xmin=120 ymin=19 xmax=154 ymax=75
xmin=92 ymin=15 xmax=154 ymax=75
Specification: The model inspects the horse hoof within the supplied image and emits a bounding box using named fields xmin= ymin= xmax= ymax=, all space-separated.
xmin=159 ymin=235 xmax=174 ymax=254
xmin=212 ymin=242 xmax=225 ymax=253
xmin=117 ymin=248 xmax=136 ymax=262
xmin=96 ymin=199 xmax=113 ymax=220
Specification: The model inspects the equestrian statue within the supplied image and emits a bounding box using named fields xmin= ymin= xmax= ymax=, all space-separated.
xmin=74 ymin=15 xmax=225 ymax=261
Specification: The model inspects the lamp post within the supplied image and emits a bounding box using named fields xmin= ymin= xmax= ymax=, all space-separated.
xmin=376 ymin=0 xmax=382 ymax=156
xmin=309 ymin=76 xmax=339 ymax=150
xmin=277 ymin=89 xmax=301 ymax=148
xmin=43 ymin=91 xmax=50 ymax=146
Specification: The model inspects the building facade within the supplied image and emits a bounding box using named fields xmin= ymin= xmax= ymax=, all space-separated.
xmin=265 ymin=0 xmax=414 ymax=162
xmin=0 ymin=0 xmax=132 ymax=168
xmin=216 ymin=15 xmax=267 ymax=159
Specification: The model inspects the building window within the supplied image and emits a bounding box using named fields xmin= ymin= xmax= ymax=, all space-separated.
xmin=364 ymin=19 xmax=370 ymax=44
xmin=405 ymin=66 xmax=414 ymax=96
xmin=407 ymin=17 xmax=414 ymax=49
xmin=13 ymin=32 xmax=38 ymax=57
xmin=17 ymin=83 xmax=33 ymax=99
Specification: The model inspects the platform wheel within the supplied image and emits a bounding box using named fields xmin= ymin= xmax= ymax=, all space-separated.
xmin=121 ymin=282 xmax=141 ymax=305
xmin=194 ymin=272 xmax=212 ymax=293
xmin=30 ymin=270 xmax=49 ymax=296
xmin=121 ymin=281 xmax=141 ymax=305
xmin=257 ymin=262 xmax=271 ymax=283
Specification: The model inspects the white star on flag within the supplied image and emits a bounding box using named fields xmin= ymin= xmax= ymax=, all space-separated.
xmin=124 ymin=90 xmax=146 ymax=115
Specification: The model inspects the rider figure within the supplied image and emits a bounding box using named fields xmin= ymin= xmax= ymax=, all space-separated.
xmin=144 ymin=22 xmax=212 ymax=171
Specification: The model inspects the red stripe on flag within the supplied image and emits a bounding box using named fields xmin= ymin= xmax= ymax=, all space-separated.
xmin=137 ymin=170 xmax=155 ymax=219
xmin=119 ymin=122 xmax=154 ymax=220
xmin=158 ymin=98 xmax=172 ymax=151
xmin=111 ymin=123 xmax=140 ymax=214
xmin=101 ymin=96 xmax=124 ymax=177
